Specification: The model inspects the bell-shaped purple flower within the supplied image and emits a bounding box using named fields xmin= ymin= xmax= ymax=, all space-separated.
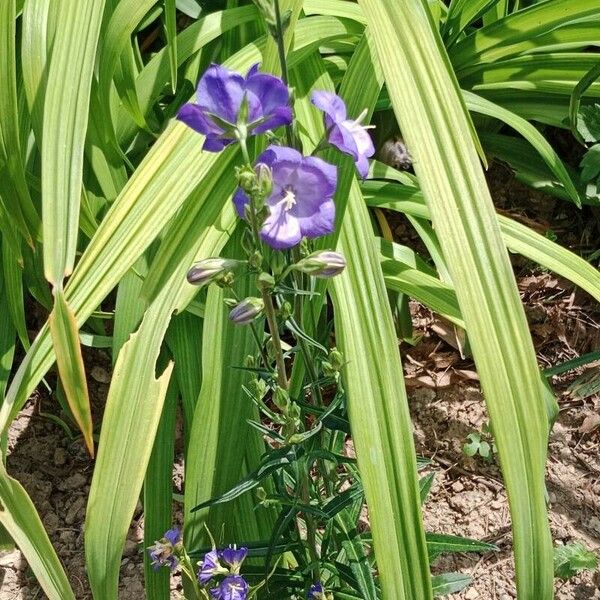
xmin=148 ymin=528 xmax=181 ymax=571
xmin=220 ymin=546 xmax=248 ymax=573
xmin=198 ymin=549 xmax=225 ymax=584
xmin=311 ymin=90 xmax=375 ymax=178
xmin=210 ymin=575 xmax=249 ymax=600
xmin=233 ymin=146 xmax=337 ymax=250
xmin=177 ymin=63 xmax=292 ymax=152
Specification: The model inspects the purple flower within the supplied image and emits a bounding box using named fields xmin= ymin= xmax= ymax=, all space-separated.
xmin=148 ymin=528 xmax=181 ymax=571
xmin=311 ymin=90 xmax=375 ymax=178
xmin=308 ymin=582 xmax=325 ymax=599
xmin=177 ymin=63 xmax=292 ymax=151
xmin=210 ymin=575 xmax=249 ymax=600
xmin=233 ymin=146 xmax=337 ymax=250
xmin=198 ymin=549 xmax=224 ymax=584
xmin=220 ymin=546 xmax=248 ymax=573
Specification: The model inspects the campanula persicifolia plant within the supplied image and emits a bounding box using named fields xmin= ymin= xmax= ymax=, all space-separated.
xmin=159 ymin=4 xmax=383 ymax=595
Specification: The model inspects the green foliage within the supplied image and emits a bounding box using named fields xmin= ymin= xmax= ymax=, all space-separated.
xmin=554 ymin=542 xmax=598 ymax=580
xmin=0 ymin=0 xmax=597 ymax=598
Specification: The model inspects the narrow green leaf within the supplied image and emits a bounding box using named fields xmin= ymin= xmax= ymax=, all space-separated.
xmin=361 ymin=1 xmax=554 ymax=597
xmin=184 ymin=229 xmax=259 ymax=552
xmin=48 ymin=290 xmax=93 ymax=456
xmin=165 ymin=0 xmax=178 ymax=94
xmin=451 ymin=0 xmax=600 ymax=70
xmin=21 ymin=0 xmax=52 ymax=142
xmin=0 ymin=463 xmax=75 ymax=599
xmin=42 ymin=0 xmax=106 ymax=283
xmin=144 ymin=375 xmax=177 ymax=600
xmin=165 ymin=311 xmax=203 ymax=452
xmin=570 ymin=60 xmax=600 ymax=143
xmin=331 ymin=184 xmax=432 ymax=599
xmin=85 ymin=140 xmax=238 ymax=600
xmin=426 ymin=532 xmax=498 ymax=560
xmin=443 ymin=0 xmax=499 ymax=46
xmin=85 ymin=332 xmax=174 ymax=599
xmin=0 ymin=0 xmax=38 ymax=243
xmin=431 ymin=573 xmax=471 ymax=596
xmin=464 ymin=90 xmax=580 ymax=205
xmin=1 ymin=238 xmax=30 ymax=350
xmin=0 ymin=260 xmax=16 ymax=402
xmin=363 ymin=180 xmax=600 ymax=303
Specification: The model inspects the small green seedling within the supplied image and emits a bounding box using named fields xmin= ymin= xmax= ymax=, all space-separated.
xmin=554 ymin=542 xmax=598 ymax=580
xmin=463 ymin=423 xmax=497 ymax=462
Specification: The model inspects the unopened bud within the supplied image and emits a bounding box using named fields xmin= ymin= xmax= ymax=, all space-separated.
xmin=328 ymin=347 xmax=344 ymax=371
xmin=273 ymin=386 xmax=289 ymax=410
xmin=187 ymin=258 xmax=241 ymax=286
xmin=255 ymin=163 xmax=273 ymax=198
xmin=294 ymin=251 xmax=346 ymax=278
xmin=229 ymin=297 xmax=264 ymax=325
xmin=237 ymin=165 xmax=256 ymax=194
xmin=270 ymin=251 xmax=286 ymax=276
xmin=257 ymin=272 xmax=275 ymax=290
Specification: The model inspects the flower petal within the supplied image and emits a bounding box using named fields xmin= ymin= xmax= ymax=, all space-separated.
xmin=245 ymin=72 xmax=290 ymax=119
xmin=301 ymin=156 xmax=337 ymax=199
xmin=311 ymin=90 xmax=347 ymax=122
xmin=203 ymin=136 xmax=234 ymax=152
xmin=297 ymin=198 xmax=335 ymax=239
xmin=355 ymin=153 xmax=370 ymax=179
xmin=177 ymin=103 xmax=224 ymax=136
xmin=232 ymin=188 xmax=250 ymax=218
xmin=256 ymin=144 xmax=303 ymax=168
xmin=261 ymin=204 xmax=302 ymax=249
xmin=197 ymin=64 xmax=246 ymax=125
xmin=253 ymin=105 xmax=293 ymax=134
xmin=342 ymin=120 xmax=375 ymax=157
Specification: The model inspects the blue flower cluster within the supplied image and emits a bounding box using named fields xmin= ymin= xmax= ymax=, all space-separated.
xmin=177 ymin=63 xmax=375 ymax=250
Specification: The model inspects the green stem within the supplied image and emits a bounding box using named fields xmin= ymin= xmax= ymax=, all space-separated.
xmin=273 ymin=0 xmax=289 ymax=86
xmin=180 ymin=553 xmax=205 ymax=599
xmin=261 ymin=290 xmax=288 ymax=390
xmin=230 ymin=288 xmax=270 ymax=369
xmin=272 ymin=0 xmax=294 ymax=147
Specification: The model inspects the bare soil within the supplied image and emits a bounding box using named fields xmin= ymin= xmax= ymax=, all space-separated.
xmin=0 ymin=166 xmax=598 ymax=599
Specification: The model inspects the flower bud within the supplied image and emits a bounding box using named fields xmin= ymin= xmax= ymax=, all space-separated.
xmin=229 ymin=297 xmax=264 ymax=325
xmin=273 ymin=386 xmax=289 ymax=410
xmin=187 ymin=258 xmax=240 ymax=286
xmin=236 ymin=165 xmax=256 ymax=194
xmin=255 ymin=163 xmax=273 ymax=197
xmin=270 ymin=251 xmax=286 ymax=276
xmin=294 ymin=250 xmax=346 ymax=278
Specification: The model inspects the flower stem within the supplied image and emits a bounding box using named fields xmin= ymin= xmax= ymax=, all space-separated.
xmin=261 ymin=289 xmax=288 ymax=390
xmin=273 ymin=0 xmax=289 ymax=86
xmin=180 ymin=553 xmax=206 ymax=599
xmin=272 ymin=0 xmax=294 ymax=148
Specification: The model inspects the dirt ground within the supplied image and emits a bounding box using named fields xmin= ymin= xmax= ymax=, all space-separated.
xmin=0 ymin=167 xmax=598 ymax=598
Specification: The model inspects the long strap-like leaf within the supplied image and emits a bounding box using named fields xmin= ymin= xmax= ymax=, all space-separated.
xmin=359 ymin=1 xmax=553 ymax=597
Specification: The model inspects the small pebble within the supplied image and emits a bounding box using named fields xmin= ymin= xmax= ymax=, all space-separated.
xmin=451 ymin=481 xmax=464 ymax=493
xmin=465 ymin=588 xmax=479 ymax=599
xmin=91 ymin=365 xmax=111 ymax=384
